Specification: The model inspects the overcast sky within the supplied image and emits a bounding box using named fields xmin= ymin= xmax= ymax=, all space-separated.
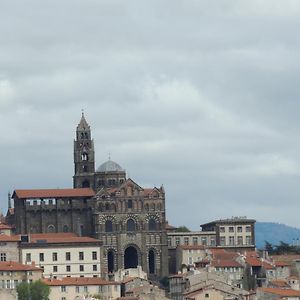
xmin=1 ymin=1 xmax=300 ymax=229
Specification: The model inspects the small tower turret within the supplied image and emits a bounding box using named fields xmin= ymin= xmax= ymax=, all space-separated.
xmin=73 ymin=112 xmax=95 ymax=189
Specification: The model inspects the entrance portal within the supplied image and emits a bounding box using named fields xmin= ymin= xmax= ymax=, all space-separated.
xmin=124 ymin=246 xmax=138 ymax=269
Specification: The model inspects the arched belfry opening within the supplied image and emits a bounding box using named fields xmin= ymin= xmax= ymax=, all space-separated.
xmin=82 ymin=180 xmax=90 ymax=188
xmin=124 ymin=246 xmax=138 ymax=269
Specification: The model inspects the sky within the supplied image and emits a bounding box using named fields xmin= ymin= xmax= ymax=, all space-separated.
xmin=1 ymin=0 xmax=300 ymax=230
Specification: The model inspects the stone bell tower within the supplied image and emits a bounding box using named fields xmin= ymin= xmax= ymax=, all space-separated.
xmin=73 ymin=112 xmax=95 ymax=189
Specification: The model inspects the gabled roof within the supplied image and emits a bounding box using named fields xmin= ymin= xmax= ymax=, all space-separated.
xmin=43 ymin=277 xmax=119 ymax=286
xmin=98 ymin=178 xmax=161 ymax=198
xmin=13 ymin=188 xmax=95 ymax=199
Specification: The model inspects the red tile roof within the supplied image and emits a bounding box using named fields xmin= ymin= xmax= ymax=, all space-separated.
xmin=245 ymin=256 xmax=263 ymax=267
xmin=0 ymin=223 xmax=13 ymax=230
xmin=274 ymin=261 xmax=291 ymax=267
xmin=27 ymin=233 xmax=101 ymax=244
xmin=269 ymin=280 xmax=290 ymax=288
xmin=211 ymin=259 xmax=242 ymax=268
xmin=165 ymin=223 xmax=177 ymax=230
xmin=14 ymin=188 xmax=95 ymax=199
xmin=0 ymin=261 xmax=41 ymax=272
xmin=43 ymin=277 xmax=119 ymax=286
xmin=0 ymin=234 xmax=20 ymax=242
xmin=259 ymin=287 xmax=300 ymax=297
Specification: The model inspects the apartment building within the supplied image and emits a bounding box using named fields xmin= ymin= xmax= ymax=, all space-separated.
xmin=201 ymin=217 xmax=255 ymax=249
xmin=19 ymin=233 xmax=102 ymax=278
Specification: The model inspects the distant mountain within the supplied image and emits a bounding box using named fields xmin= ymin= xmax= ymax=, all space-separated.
xmin=255 ymin=222 xmax=300 ymax=249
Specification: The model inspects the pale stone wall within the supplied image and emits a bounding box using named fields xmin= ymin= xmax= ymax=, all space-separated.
xmin=48 ymin=283 xmax=121 ymax=300
xmin=0 ymin=289 xmax=16 ymax=300
xmin=0 ymin=241 xmax=19 ymax=262
xmin=20 ymin=245 xmax=101 ymax=278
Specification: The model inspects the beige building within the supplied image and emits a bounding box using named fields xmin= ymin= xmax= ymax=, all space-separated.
xmin=0 ymin=234 xmax=20 ymax=262
xmin=0 ymin=261 xmax=42 ymax=289
xmin=168 ymin=231 xmax=215 ymax=274
xmin=169 ymin=270 xmax=254 ymax=300
xmin=0 ymin=223 xmax=14 ymax=236
xmin=167 ymin=231 xmax=216 ymax=249
xmin=176 ymin=245 xmax=207 ymax=271
xmin=201 ymin=217 xmax=255 ymax=249
xmin=19 ymin=233 xmax=102 ymax=278
xmin=43 ymin=277 xmax=121 ymax=300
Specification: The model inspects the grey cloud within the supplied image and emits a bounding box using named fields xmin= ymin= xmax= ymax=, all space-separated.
xmin=1 ymin=1 xmax=300 ymax=229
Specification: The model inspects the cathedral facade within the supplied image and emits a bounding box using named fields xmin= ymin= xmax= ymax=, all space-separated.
xmin=12 ymin=114 xmax=169 ymax=278
xmin=74 ymin=114 xmax=168 ymax=278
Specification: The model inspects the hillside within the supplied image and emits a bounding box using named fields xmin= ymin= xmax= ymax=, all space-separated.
xmin=255 ymin=222 xmax=300 ymax=249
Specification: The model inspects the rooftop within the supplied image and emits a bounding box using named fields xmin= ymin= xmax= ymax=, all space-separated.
xmin=43 ymin=277 xmax=118 ymax=286
xmin=201 ymin=217 xmax=256 ymax=227
xmin=0 ymin=261 xmax=41 ymax=272
xmin=14 ymin=188 xmax=95 ymax=199
xmin=258 ymin=287 xmax=300 ymax=297
xmin=24 ymin=233 xmax=101 ymax=244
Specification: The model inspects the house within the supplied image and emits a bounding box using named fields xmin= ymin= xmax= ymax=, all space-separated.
xmin=0 ymin=261 xmax=42 ymax=289
xmin=43 ymin=277 xmax=121 ymax=300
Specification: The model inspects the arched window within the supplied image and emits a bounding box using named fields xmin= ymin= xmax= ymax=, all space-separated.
xmin=105 ymin=220 xmax=113 ymax=232
xmin=47 ymin=224 xmax=55 ymax=233
xmin=127 ymin=199 xmax=133 ymax=209
xmin=148 ymin=219 xmax=156 ymax=231
xmin=151 ymin=203 xmax=155 ymax=211
xmin=83 ymin=165 xmax=88 ymax=172
xmin=127 ymin=219 xmax=136 ymax=232
xmin=63 ymin=225 xmax=69 ymax=232
xmin=82 ymin=180 xmax=90 ymax=188
xmin=105 ymin=203 xmax=110 ymax=211
xmin=145 ymin=204 xmax=149 ymax=211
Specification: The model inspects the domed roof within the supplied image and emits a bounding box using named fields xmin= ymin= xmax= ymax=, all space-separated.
xmin=97 ymin=159 xmax=124 ymax=172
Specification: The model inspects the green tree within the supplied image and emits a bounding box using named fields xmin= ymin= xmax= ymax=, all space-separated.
xmin=17 ymin=280 xmax=50 ymax=300
xmin=264 ymin=241 xmax=274 ymax=253
xmin=16 ymin=282 xmax=31 ymax=300
xmin=30 ymin=280 xmax=50 ymax=300
xmin=275 ymin=241 xmax=292 ymax=254
xmin=176 ymin=226 xmax=190 ymax=232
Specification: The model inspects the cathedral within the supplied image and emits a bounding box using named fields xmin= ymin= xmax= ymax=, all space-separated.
xmin=12 ymin=114 xmax=169 ymax=278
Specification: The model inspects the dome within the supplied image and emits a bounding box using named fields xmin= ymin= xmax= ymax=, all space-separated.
xmin=97 ymin=159 xmax=124 ymax=172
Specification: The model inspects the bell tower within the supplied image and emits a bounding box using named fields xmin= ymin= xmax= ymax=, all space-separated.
xmin=73 ymin=112 xmax=95 ymax=189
